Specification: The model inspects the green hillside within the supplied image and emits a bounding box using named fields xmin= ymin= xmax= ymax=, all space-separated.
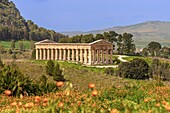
xmin=63 ymin=21 xmax=170 ymax=48
xmin=0 ymin=0 xmax=66 ymax=41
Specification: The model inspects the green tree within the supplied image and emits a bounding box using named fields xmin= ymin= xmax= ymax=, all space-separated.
xmin=46 ymin=60 xmax=64 ymax=81
xmin=11 ymin=40 xmax=15 ymax=50
xmin=117 ymin=58 xmax=149 ymax=79
xmin=122 ymin=33 xmax=136 ymax=54
xmin=141 ymin=48 xmax=149 ymax=57
xmin=148 ymin=41 xmax=161 ymax=56
xmin=31 ymin=49 xmax=36 ymax=59
xmin=18 ymin=41 xmax=25 ymax=52
xmin=150 ymin=59 xmax=170 ymax=80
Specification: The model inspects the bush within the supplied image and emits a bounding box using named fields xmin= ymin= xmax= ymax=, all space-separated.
xmin=117 ymin=58 xmax=149 ymax=79
xmin=0 ymin=61 xmax=58 ymax=96
xmin=31 ymin=49 xmax=36 ymax=59
xmin=0 ymin=65 xmax=38 ymax=96
xmin=46 ymin=60 xmax=65 ymax=81
xmin=105 ymin=67 xmax=115 ymax=75
xmin=150 ymin=58 xmax=170 ymax=80
xmin=113 ymin=57 xmax=121 ymax=65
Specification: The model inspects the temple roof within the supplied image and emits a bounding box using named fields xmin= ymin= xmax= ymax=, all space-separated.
xmin=35 ymin=39 xmax=56 ymax=45
xmin=35 ymin=39 xmax=112 ymax=45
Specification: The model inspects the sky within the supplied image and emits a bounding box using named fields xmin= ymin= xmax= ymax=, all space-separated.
xmin=11 ymin=0 xmax=170 ymax=32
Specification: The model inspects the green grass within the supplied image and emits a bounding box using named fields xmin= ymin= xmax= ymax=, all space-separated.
xmin=0 ymin=40 xmax=33 ymax=50
xmin=1 ymin=57 xmax=170 ymax=112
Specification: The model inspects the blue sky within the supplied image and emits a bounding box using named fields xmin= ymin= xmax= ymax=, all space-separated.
xmin=11 ymin=0 xmax=170 ymax=32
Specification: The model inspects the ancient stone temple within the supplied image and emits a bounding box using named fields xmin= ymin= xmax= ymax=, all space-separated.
xmin=35 ymin=39 xmax=113 ymax=65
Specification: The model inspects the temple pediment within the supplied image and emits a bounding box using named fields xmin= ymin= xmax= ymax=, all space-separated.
xmin=89 ymin=39 xmax=112 ymax=45
xmin=35 ymin=39 xmax=56 ymax=45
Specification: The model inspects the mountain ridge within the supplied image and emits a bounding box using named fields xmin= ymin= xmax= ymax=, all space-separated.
xmin=62 ymin=21 xmax=170 ymax=48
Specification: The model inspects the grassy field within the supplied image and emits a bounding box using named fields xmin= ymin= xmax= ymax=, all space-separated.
xmin=0 ymin=40 xmax=33 ymax=50
xmin=0 ymin=58 xmax=170 ymax=112
xmin=1 ymin=55 xmax=170 ymax=112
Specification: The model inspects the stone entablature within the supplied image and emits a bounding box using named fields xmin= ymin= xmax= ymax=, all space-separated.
xmin=35 ymin=39 xmax=113 ymax=65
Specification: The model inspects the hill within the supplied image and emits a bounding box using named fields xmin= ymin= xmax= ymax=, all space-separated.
xmin=0 ymin=0 xmax=66 ymax=41
xmin=62 ymin=21 xmax=170 ymax=48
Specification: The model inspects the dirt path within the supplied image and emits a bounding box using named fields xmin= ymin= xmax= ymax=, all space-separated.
xmin=89 ymin=55 xmax=128 ymax=68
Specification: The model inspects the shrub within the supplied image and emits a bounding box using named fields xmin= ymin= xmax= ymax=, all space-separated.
xmin=0 ymin=65 xmax=38 ymax=96
xmin=117 ymin=58 xmax=149 ymax=79
xmin=105 ymin=67 xmax=115 ymax=75
xmin=31 ymin=49 xmax=36 ymax=59
xmin=150 ymin=58 xmax=170 ymax=80
xmin=46 ymin=60 xmax=65 ymax=81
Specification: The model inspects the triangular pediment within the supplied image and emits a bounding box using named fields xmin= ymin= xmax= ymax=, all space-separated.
xmin=89 ymin=39 xmax=112 ymax=45
xmin=35 ymin=39 xmax=56 ymax=45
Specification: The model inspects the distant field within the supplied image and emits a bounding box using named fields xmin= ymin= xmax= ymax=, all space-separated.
xmin=0 ymin=40 xmax=34 ymax=50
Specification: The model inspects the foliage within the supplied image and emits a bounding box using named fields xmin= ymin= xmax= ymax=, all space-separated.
xmin=11 ymin=53 xmax=16 ymax=59
xmin=117 ymin=58 xmax=149 ymax=79
xmin=0 ymin=44 xmax=5 ymax=54
xmin=10 ymin=40 xmax=15 ymax=50
xmin=0 ymin=57 xmax=4 ymax=68
xmin=148 ymin=41 xmax=161 ymax=56
xmin=0 ymin=1 xmax=66 ymax=41
xmin=31 ymin=49 xmax=36 ymax=59
xmin=150 ymin=59 xmax=170 ymax=80
xmin=18 ymin=41 xmax=25 ymax=52
xmin=104 ymin=67 xmax=115 ymax=75
xmin=46 ymin=60 xmax=64 ymax=81
xmin=0 ymin=65 xmax=37 ymax=96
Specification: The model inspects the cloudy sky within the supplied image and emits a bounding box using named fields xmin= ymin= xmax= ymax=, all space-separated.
xmin=11 ymin=0 xmax=170 ymax=32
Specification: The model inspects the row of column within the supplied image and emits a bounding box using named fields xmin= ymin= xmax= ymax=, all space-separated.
xmin=36 ymin=48 xmax=113 ymax=65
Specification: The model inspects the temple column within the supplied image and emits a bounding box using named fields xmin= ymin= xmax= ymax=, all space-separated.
xmin=84 ymin=49 xmax=87 ymax=64
xmin=59 ymin=49 xmax=62 ymax=60
xmin=36 ymin=49 xmax=39 ymax=60
xmin=68 ymin=49 xmax=71 ymax=61
xmin=76 ymin=49 xmax=79 ymax=62
xmin=110 ymin=49 xmax=113 ymax=64
xmin=55 ymin=49 xmax=58 ymax=60
xmin=106 ymin=49 xmax=109 ymax=64
xmin=43 ymin=49 xmax=46 ymax=60
xmin=80 ymin=49 xmax=83 ymax=63
xmin=51 ymin=49 xmax=54 ymax=60
xmin=102 ymin=49 xmax=104 ymax=63
xmin=72 ymin=49 xmax=75 ymax=62
xmin=47 ymin=49 xmax=50 ymax=60
xmin=63 ymin=49 xmax=66 ymax=61
xmin=39 ymin=49 xmax=42 ymax=60
xmin=97 ymin=49 xmax=100 ymax=63
xmin=88 ymin=49 xmax=92 ymax=65
xmin=93 ymin=49 xmax=96 ymax=64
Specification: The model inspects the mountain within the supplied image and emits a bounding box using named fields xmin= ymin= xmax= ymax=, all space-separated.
xmin=62 ymin=21 xmax=170 ymax=48
xmin=0 ymin=0 xmax=66 ymax=41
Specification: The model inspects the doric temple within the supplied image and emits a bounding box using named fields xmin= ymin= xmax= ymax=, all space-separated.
xmin=35 ymin=39 xmax=113 ymax=65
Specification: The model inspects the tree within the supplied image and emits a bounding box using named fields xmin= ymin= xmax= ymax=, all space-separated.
xmin=46 ymin=60 xmax=64 ymax=81
xmin=122 ymin=33 xmax=136 ymax=54
xmin=18 ymin=41 xmax=25 ymax=52
xmin=30 ymin=40 xmax=35 ymax=50
xmin=141 ymin=48 xmax=149 ymax=57
xmin=95 ymin=34 xmax=104 ymax=40
xmin=31 ymin=49 xmax=36 ymax=59
xmin=150 ymin=59 xmax=170 ymax=80
xmin=11 ymin=40 xmax=15 ymax=50
xmin=148 ymin=41 xmax=161 ymax=56
xmin=81 ymin=34 xmax=94 ymax=43
xmin=117 ymin=58 xmax=149 ymax=79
